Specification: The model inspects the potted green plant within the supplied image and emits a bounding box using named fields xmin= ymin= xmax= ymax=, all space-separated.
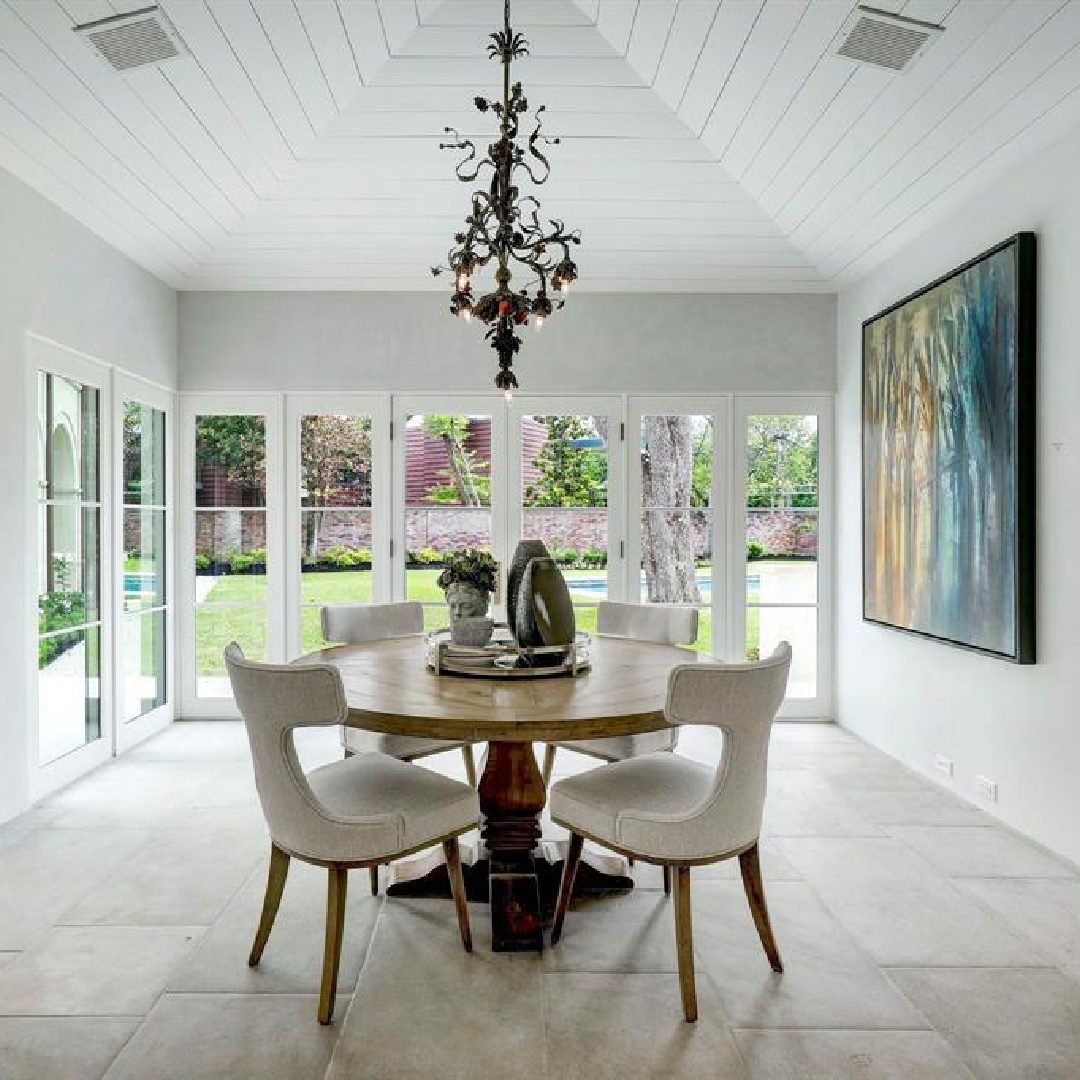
xmin=437 ymin=548 xmax=498 ymax=643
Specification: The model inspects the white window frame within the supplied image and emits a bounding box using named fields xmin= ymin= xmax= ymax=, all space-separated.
xmin=285 ymin=394 xmax=391 ymax=658
xmin=626 ymin=396 xmax=730 ymax=659
xmin=731 ymin=394 xmax=834 ymax=719
xmin=179 ymin=393 xmax=283 ymax=719
xmin=391 ymin=394 xmax=509 ymax=615
xmin=113 ymin=373 xmax=175 ymax=751
xmin=26 ymin=335 xmax=114 ymax=798
xmin=508 ymin=394 xmax=626 ymax=607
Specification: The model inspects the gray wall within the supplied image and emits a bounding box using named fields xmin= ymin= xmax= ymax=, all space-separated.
xmin=836 ymin=122 xmax=1080 ymax=865
xmin=179 ymin=292 xmax=837 ymax=393
xmin=0 ymin=165 xmax=177 ymax=823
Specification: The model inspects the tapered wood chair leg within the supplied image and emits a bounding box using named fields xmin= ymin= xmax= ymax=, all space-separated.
xmin=462 ymin=745 xmax=477 ymax=789
xmin=672 ymin=866 xmax=697 ymax=1022
xmin=318 ymin=867 xmax=348 ymax=1025
xmin=551 ymin=832 xmax=584 ymax=946
xmin=739 ymin=842 xmax=782 ymax=973
xmin=443 ymin=839 xmax=473 ymax=953
xmin=662 ymin=865 xmax=671 ymax=896
xmin=368 ymin=866 xmax=379 ymax=896
xmin=541 ymin=744 xmax=557 ymax=787
xmin=249 ymin=844 xmax=290 ymax=967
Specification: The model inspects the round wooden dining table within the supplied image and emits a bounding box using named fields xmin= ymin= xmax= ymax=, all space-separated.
xmin=307 ymin=634 xmax=698 ymax=953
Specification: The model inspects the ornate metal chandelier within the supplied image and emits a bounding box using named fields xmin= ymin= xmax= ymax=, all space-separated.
xmin=432 ymin=0 xmax=581 ymax=399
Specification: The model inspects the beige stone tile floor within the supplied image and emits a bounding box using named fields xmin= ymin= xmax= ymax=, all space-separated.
xmin=0 ymin=720 xmax=1077 ymax=1079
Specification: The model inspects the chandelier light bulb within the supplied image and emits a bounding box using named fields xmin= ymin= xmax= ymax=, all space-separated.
xmin=535 ymin=314 xmax=544 ymax=331
xmin=461 ymin=306 xmax=472 ymax=322
xmin=456 ymin=271 xmax=469 ymax=291
xmin=504 ymin=386 xmax=514 ymax=403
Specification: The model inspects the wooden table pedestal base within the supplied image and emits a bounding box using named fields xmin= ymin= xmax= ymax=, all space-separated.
xmin=387 ymin=740 xmax=634 ymax=952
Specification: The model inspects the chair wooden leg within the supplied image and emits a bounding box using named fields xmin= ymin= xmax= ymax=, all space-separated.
xmin=551 ymin=832 xmax=584 ymax=946
xmin=462 ymin=745 xmax=477 ymax=788
xmin=541 ymin=744 xmax=557 ymax=787
xmin=248 ymin=844 xmax=290 ymax=967
xmin=672 ymin=865 xmax=697 ymax=1022
xmin=443 ymin=838 xmax=473 ymax=953
xmin=663 ymin=865 xmax=671 ymax=896
xmin=739 ymin=842 xmax=782 ymax=973
xmin=318 ymin=867 xmax=348 ymax=1025
xmin=368 ymin=866 xmax=379 ymax=896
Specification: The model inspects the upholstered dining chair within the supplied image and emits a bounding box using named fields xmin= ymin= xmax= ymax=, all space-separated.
xmin=224 ymin=643 xmax=477 ymax=1025
xmin=540 ymin=601 xmax=699 ymax=786
xmin=322 ymin=602 xmax=479 ymax=791
xmin=548 ymin=642 xmax=792 ymax=1023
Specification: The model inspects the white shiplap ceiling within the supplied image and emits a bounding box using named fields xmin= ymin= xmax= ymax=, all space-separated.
xmin=2 ymin=0 xmax=1080 ymax=292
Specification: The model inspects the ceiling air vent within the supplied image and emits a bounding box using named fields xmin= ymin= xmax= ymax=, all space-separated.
xmin=834 ymin=5 xmax=943 ymax=73
xmin=74 ymin=6 xmax=188 ymax=73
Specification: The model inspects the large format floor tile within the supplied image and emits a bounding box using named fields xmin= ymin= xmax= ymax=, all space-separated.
xmin=692 ymin=882 xmax=927 ymax=1030
xmin=0 ymin=925 xmax=203 ymax=1016
xmin=779 ymin=838 xmax=1049 ymax=966
xmin=327 ymin=900 xmax=545 ymax=1080
xmin=837 ymin=787 xmax=992 ymax=828
xmin=104 ymin=994 xmax=338 ymax=1080
xmin=59 ymin=819 xmax=264 ymax=926
xmin=734 ymin=1029 xmax=974 ymax=1079
xmin=169 ymin=859 xmax=382 ymax=994
xmin=958 ymin=878 xmax=1080 ymax=984
xmin=543 ymin=973 xmax=747 ymax=1079
xmin=0 ymin=828 xmax=151 ymax=949
xmin=890 ymin=825 xmax=1077 ymax=879
xmin=0 ymin=1016 xmax=141 ymax=1080
xmin=888 ymin=967 xmax=1080 ymax=1080
xmin=762 ymin=775 xmax=884 ymax=838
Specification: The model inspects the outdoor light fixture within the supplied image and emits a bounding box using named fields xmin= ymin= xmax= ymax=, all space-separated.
xmin=432 ymin=0 xmax=581 ymax=401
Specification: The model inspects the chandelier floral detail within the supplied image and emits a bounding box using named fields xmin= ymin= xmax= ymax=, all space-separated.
xmin=431 ymin=0 xmax=581 ymax=399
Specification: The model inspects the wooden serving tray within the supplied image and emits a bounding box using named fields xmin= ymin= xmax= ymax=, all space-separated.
xmin=425 ymin=628 xmax=591 ymax=679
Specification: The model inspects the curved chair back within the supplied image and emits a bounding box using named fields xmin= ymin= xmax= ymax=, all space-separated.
xmin=224 ymin=643 xmax=397 ymax=862
xmin=321 ymin=601 xmax=424 ymax=644
xmin=621 ymin=643 xmax=791 ymax=860
xmin=596 ymin=601 xmax=699 ymax=646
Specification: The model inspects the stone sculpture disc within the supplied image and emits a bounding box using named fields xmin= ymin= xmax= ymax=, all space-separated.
xmin=506 ymin=539 xmax=551 ymax=641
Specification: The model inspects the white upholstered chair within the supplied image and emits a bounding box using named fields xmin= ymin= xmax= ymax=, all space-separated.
xmin=224 ymin=643 xmax=478 ymax=1025
xmin=549 ymin=642 xmax=792 ymax=1022
xmin=322 ymin=602 xmax=479 ymax=791
xmin=540 ymin=601 xmax=699 ymax=786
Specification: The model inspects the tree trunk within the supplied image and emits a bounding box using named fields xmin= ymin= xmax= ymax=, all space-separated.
xmin=641 ymin=416 xmax=701 ymax=604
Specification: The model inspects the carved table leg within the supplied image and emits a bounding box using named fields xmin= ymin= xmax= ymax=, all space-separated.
xmin=478 ymin=740 xmax=546 ymax=952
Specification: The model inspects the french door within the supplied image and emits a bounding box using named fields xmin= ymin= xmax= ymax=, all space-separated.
xmin=29 ymin=339 xmax=112 ymax=795
xmin=732 ymin=396 xmax=833 ymax=717
xmin=114 ymin=373 xmax=174 ymax=750
xmin=179 ymin=394 xmax=282 ymax=718
xmin=285 ymin=394 xmax=390 ymax=656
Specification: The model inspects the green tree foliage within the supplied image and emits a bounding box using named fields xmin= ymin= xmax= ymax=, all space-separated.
xmin=523 ymin=415 xmax=607 ymax=507
xmin=195 ymin=415 xmax=266 ymax=490
xmin=300 ymin=415 xmax=372 ymax=559
xmin=746 ymin=415 xmax=818 ymax=508
xmin=422 ymin=415 xmax=489 ymax=506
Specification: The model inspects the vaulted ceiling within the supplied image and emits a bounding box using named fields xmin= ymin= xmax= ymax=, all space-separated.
xmin=2 ymin=0 xmax=1079 ymax=292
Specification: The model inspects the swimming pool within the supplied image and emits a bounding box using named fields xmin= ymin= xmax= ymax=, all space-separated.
xmin=566 ymin=570 xmax=739 ymax=600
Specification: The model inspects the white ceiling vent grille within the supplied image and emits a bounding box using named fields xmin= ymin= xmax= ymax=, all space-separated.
xmin=74 ymin=6 xmax=188 ymax=73
xmin=834 ymin=6 xmax=943 ymax=73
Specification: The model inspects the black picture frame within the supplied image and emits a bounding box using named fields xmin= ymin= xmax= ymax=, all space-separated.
xmin=861 ymin=232 xmax=1036 ymax=664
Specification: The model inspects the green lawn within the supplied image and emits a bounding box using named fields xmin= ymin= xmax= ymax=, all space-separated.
xmin=195 ymin=567 xmax=761 ymax=673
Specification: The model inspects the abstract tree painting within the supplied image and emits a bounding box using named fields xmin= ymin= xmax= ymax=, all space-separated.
xmin=863 ymin=234 xmax=1036 ymax=662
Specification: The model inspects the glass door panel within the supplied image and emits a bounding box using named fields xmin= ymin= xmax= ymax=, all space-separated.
xmin=638 ymin=413 xmax=714 ymax=653
xmin=297 ymin=413 xmax=376 ymax=651
xmin=403 ymin=412 xmax=495 ymax=632
xmin=193 ymin=414 xmax=268 ymax=698
xmin=37 ymin=372 xmax=103 ymax=764
xmin=744 ymin=413 xmax=820 ymax=699
xmin=120 ymin=400 xmax=168 ymax=721
xmin=518 ymin=413 xmax=611 ymax=635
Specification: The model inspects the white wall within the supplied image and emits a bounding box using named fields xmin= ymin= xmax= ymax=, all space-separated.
xmin=0 ymin=166 xmax=177 ymax=824
xmin=179 ymin=292 xmax=837 ymax=393
xmin=837 ymin=124 xmax=1080 ymax=864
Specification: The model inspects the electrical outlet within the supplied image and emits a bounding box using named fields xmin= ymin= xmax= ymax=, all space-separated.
xmin=974 ymin=774 xmax=998 ymax=802
xmin=935 ymin=754 xmax=954 ymax=778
